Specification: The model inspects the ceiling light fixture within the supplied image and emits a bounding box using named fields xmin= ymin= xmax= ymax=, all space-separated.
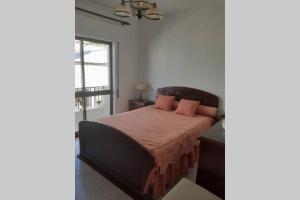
xmin=114 ymin=0 xmax=163 ymax=20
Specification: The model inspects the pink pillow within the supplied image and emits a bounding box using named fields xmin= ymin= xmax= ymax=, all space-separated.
xmin=196 ymin=105 xmax=218 ymax=118
xmin=175 ymin=99 xmax=200 ymax=117
xmin=154 ymin=95 xmax=175 ymax=111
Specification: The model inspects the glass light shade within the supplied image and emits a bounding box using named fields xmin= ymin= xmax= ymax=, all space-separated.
xmin=145 ymin=3 xmax=163 ymax=20
xmin=136 ymin=83 xmax=147 ymax=90
xmin=132 ymin=0 xmax=152 ymax=10
xmin=114 ymin=2 xmax=131 ymax=17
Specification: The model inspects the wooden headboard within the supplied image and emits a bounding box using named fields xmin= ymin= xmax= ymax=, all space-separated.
xmin=157 ymin=86 xmax=219 ymax=107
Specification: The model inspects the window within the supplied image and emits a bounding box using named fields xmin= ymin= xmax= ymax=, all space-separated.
xmin=75 ymin=37 xmax=113 ymax=131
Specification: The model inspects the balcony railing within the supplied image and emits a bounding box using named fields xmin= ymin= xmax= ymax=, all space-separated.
xmin=75 ymin=86 xmax=111 ymax=98
xmin=75 ymin=86 xmax=109 ymax=92
xmin=75 ymin=86 xmax=110 ymax=112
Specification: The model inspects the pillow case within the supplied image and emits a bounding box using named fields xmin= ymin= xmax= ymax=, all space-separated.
xmin=154 ymin=95 xmax=175 ymax=111
xmin=196 ymin=105 xmax=218 ymax=118
xmin=173 ymin=100 xmax=218 ymax=118
xmin=175 ymin=99 xmax=200 ymax=117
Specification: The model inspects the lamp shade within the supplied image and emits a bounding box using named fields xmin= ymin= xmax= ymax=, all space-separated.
xmin=136 ymin=83 xmax=147 ymax=91
xmin=145 ymin=3 xmax=163 ymax=20
xmin=132 ymin=0 xmax=152 ymax=10
xmin=114 ymin=2 xmax=131 ymax=17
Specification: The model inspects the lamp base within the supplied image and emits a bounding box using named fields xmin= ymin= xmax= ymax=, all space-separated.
xmin=138 ymin=91 xmax=143 ymax=102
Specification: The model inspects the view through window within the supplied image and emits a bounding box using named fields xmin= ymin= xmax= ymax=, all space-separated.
xmin=75 ymin=37 xmax=113 ymax=132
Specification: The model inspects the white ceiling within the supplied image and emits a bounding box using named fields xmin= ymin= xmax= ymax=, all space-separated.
xmin=88 ymin=0 xmax=219 ymax=14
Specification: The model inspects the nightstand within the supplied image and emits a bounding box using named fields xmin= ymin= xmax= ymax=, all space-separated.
xmin=196 ymin=119 xmax=225 ymax=199
xmin=128 ymin=99 xmax=154 ymax=111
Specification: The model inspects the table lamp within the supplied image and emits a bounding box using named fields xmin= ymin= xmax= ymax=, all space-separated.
xmin=136 ymin=83 xmax=147 ymax=102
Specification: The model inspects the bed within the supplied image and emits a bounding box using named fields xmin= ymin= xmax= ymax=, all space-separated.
xmin=78 ymin=86 xmax=219 ymax=200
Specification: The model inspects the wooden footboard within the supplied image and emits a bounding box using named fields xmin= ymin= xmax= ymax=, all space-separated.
xmin=78 ymin=120 xmax=155 ymax=200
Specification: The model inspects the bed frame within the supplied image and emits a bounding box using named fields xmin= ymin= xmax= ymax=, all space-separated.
xmin=78 ymin=86 xmax=219 ymax=200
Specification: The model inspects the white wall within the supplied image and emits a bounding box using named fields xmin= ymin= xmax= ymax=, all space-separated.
xmin=139 ymin=1 xmax=225 ymax=113
xmin=75 ymin=0 xmax=140 ymax=113
xmin=76 ymin=0 xmax=225 ymax=115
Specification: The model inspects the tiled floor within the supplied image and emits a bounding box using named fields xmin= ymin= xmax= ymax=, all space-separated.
xmin=75 ymin=138 xmax=198 ymax=200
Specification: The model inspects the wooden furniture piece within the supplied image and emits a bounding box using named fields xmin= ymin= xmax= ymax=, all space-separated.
xmin=78 ymin=87 xmax=219 ymax=200
xmin=128 ymin=99 xmax=154 ymax=111
xmin=196 ymin=119 xmax=225 ymax=199
xmin=162 ymin=178 xmax=222 ymax=200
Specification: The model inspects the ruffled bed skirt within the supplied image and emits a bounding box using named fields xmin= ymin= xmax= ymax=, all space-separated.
xmin=143 ymin=145 xmax=199 ymax=199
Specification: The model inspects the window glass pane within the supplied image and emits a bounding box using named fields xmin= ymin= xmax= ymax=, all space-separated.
xmin=74 ymin=39 xmax=112 ymax=133
xmin=75 ymin=97 xmax=83 ymax=112
xmin=83 ymin=41 xmax=109 ymax=64
xmin=84 ymin=65 xmax=110 ymax=90
xmin=75 ymin=40 xmax=81 ymax=62
xmin=86 ymin=95 xmax=110 ymax=120
xmin=75 ymin=109 xmax=83 ymax=132
xmin=75 ymin=64 xmax=82 ymax=91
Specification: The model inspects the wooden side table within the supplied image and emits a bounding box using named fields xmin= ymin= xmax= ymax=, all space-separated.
xmin=128 ymin=99 xmax=153 ymax=111
xmin=196 ymin=119 xmax=225 ymax=199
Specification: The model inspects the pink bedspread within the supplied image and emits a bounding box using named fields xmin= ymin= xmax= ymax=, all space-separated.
xmin=96 ymin=105 xmax=215 ymax=198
